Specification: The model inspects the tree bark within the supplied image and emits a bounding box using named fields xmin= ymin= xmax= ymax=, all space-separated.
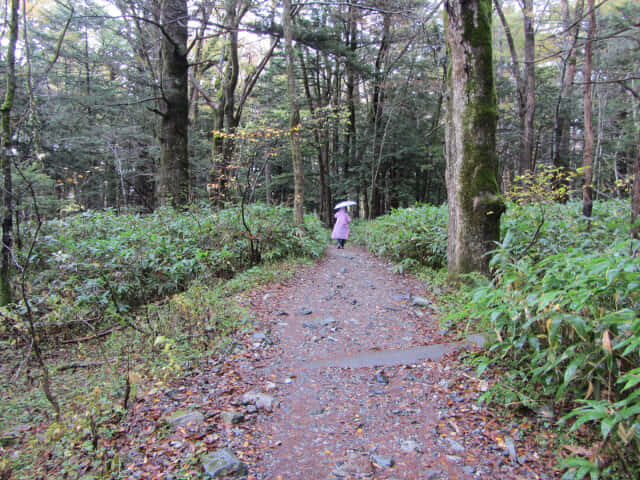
xmin=368 ymin=12 xmax=391 ymax=218
xmin=522 ymin=0 xmax=535 ymax=174
xmin=444 ymin=0 xmax=505 ymax=279
xmin=158 ymin=0 xmax=190 ymax=207
xmin=344 ymin=3 xmax=357 ymax=181
xmin=632 ymin=134 xmax=640 ymax=240
xmin=552 ymin=0 xmax=583 ymax=181
xmin=494 ymin=0 xmax=535 ymax=176
xmin=210 ymin=1 xmax=278 ymax=205
xmin=582 ymin=0 xmax=596 ymax=219
xmin=300 ymin=49 xmax=332 ymax=226
xmin=0 ymin=0 xmax=19 ymax=305
xmin=283 ymin=0 xmax=305 ymax=225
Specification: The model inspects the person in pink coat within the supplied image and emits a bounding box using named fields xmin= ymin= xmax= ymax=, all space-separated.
xmin=331 ymin=207 xmax=351 ymax=249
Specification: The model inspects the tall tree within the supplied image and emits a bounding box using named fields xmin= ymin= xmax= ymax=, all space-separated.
xmin=0 ymin=0 xmax=19 ymax=305
xmin=582 ymin=0 xmax=596 ymax=219
xmin=283 ymin=0 xmax=304 ymax=225
xmin=209 ymin=0 xmax=279 ymax=205
xmin=494 ymin=0 xmax=536 ymax=175
xmin=552 ymin=0 xmax=584 ymax=178
xmin=444 ymin=0 xmax=504 ymax=278
xmin=158 ymin=0 xmax=190 ymax=207
xmin=299 ymin=47 xmax=333 ymax=226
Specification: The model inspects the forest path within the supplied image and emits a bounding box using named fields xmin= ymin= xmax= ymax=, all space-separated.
xmin=237 ymin=245 xmax=557 ymax=479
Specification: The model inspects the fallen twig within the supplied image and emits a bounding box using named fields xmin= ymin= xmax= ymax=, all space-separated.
xmin=57 ymin=361 xmax=106 ymax=372
xmin=60 ymin=324 xmax=125 ymax=344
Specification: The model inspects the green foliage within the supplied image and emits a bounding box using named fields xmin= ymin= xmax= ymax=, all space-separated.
xmin=12 ymin=203 xmax=326 ymax=336
xmin=351 ymin=204 xmax=448 ymax=270
xmin=459 ymin=199 xmax=640 ymax=479
xmin=1 ymin=210 xmax=315 ymax=478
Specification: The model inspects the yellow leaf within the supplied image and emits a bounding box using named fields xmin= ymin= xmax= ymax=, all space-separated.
xmin=602 ymin=330 xmax=612 ymax=353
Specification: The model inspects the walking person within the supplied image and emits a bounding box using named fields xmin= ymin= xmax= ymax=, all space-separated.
xmin=331 ymin=206 xmax=351 ymax=249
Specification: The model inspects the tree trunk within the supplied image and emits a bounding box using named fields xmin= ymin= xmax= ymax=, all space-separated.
xmin=632 ymin=131 xmax=640 ymax=240
xmin=283 ymin=0 xmax=304 ymax=225
xmin=444 ymin=0 xmax=505 ymax=279
xmin=368 ymin=12 xmax=391 ymax=218
xmin=494 ymin=0 xmax=535 ymax=176
xmin=0 ymin=0 xmax=18 ymax=305
xmin=344 ymin=3 xmax=358 ymax=182
xmin=521 ymin=0 xmax=535 ymax=175
xmin=158 ymin=0 xmax=190 ymax=207
xmin=552 ymin=0 xmax=583 ymax=183
xmin=300 ymin=49 xmax=332 ymax=226
xmin=582 ymin=0 xmax=596 ymax=219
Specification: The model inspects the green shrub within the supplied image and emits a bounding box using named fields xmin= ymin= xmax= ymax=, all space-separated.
xmin=14 ymin=203 xmax=326 ymax=335
xmin=462 ymin=200 xmax=640 ymax=479
xmin=351 ymin=203 xmax=448 ymax=269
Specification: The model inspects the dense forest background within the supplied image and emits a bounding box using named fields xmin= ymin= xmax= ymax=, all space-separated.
xmin=2 ymin=0 xmax=637 ymax=224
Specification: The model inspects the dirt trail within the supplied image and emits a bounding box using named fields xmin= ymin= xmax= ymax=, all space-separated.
xmin=239 ymin=245 xmax=558 ymax=479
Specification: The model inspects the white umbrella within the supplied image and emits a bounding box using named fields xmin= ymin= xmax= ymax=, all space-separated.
xmin=334 ymin=200 xmax=357 ymax=209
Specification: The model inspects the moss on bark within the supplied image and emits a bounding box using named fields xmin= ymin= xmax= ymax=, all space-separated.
xmin=444 ymin=0 xmax=505 ymax=279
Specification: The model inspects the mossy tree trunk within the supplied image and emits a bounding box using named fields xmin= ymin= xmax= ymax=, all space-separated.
xmin=444 ymin=0 xmax=505 ymax=279
xmin=158 ymin=0 xmax=190 ymax=207
xmin=0 ymin=0 xmax=19 ymax=305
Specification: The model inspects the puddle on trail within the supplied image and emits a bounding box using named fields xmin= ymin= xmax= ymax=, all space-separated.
xmin=305 ymin=334 xmax=486 ymax=369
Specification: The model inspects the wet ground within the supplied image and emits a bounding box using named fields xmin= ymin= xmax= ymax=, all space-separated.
xmin=237 ymin=245 xmax=560 ymax=479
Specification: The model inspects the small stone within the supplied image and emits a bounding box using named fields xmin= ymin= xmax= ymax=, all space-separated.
xmin=169 ymin=440 xmax=184 ymax=449
xmin=164 ymin=388 xmax=182 ymax=401
xmin=264 ymin=381 xmax=277 ymax=392
xmin=240 ymin=391 xmax=277 ymax=411
xmin=339 ymin=267 xmax=348 ymax=274
xmin=201 ymin=448 xmax=248 ymax=479
xmin=375 ymin=371 xmax=390 ymax=384
xmin=220 ymin=411 xmax=244 ymax=425
xmin=337 ymin=452 xmax=374 ymax=476
xmin=400 ymin=439 xmax=422 ymax=454
xmin=412 ymin=296 xmax=430 ymax=307
xmin=251 ymin=331 xmax=272 ymax=345
xmin=371 ymin=453 xmax=394 ymax=468
xmin=164 ymin=409 xmax=204 ymax=429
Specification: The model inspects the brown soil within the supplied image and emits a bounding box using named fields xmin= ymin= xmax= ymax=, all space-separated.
xmin=235 ymin=245 xmax=561 ymax=479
